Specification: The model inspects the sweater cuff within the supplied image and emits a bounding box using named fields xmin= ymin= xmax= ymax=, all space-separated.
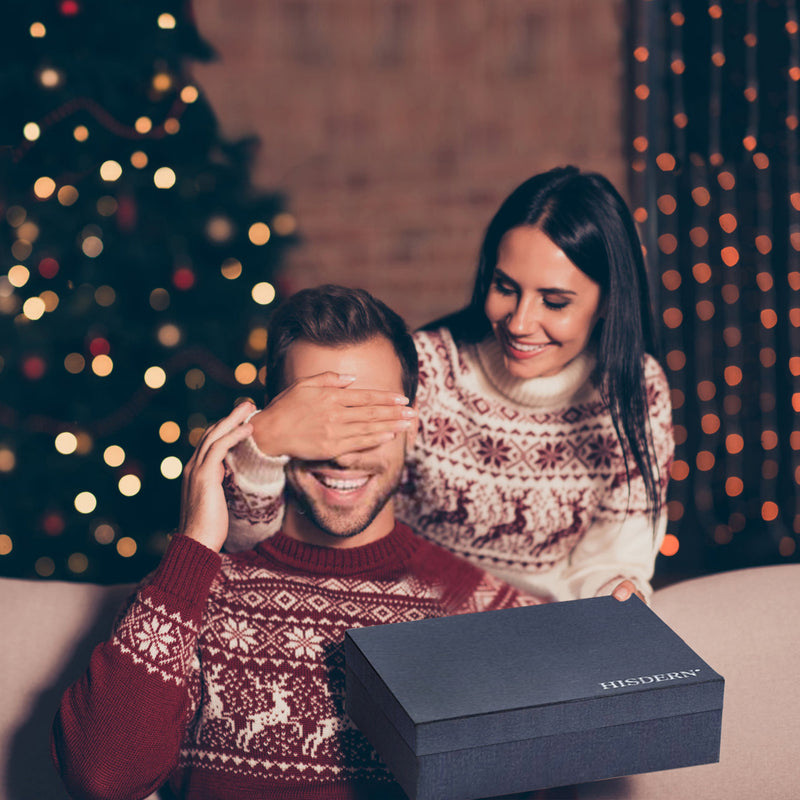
xmin=150 ymin=534 xmax=222 ymax=612
xmin=227 ymin=434 xmax=289 ymax=492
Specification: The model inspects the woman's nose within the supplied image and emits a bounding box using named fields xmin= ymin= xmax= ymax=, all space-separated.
xmin=507 ymin=296 xmax=538 ymax=335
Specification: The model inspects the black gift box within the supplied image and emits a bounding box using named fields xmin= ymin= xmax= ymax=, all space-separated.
xmin=345 ymin=596 xmax=724 ymax=800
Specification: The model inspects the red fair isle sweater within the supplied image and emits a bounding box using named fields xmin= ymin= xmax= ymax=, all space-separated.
xmin=52 ymin=522 xmax=539 ymax=800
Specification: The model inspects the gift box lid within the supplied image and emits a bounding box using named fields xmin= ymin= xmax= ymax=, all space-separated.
xmin=345 ymin=596 xmax=724 ymax=756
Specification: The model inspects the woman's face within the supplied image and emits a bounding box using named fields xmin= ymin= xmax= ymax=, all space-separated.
xmin=484 ymin=225 xmax=603 ymax=379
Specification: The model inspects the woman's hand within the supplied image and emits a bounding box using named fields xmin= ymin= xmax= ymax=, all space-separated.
xmin=251 ymin=371 xmax=416 ymax=460
xmin=611 ymin=579 xmax=646 ymax=603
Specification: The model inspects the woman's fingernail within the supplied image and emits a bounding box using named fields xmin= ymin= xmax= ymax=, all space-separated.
xmin=394 ymin=395 xmax=410 ymax=405
xmin=339 ymin=373 xmax=357 ymax=382
xmin=400 ymin=407 xmax=417 ymax=418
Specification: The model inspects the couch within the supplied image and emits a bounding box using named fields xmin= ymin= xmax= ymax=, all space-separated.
xmin=2 ymin=564 xmax=798 ymax=800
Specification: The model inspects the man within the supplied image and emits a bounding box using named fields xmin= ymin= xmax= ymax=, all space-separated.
xmin=52 ymin=286 xmax=542 ymax=800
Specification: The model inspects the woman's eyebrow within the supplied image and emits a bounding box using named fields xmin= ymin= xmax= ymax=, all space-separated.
xmin=494 ymin=268 xmax=577 ymax=295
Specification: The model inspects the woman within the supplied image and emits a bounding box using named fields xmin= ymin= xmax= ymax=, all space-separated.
xmin=224 ymin=166 xmax=674 ymax=602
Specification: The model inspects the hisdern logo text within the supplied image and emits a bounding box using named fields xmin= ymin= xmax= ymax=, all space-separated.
xmin=599 ymin=669 xmax=700 ymax=690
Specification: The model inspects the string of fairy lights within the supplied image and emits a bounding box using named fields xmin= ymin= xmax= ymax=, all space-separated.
xmin=0 ymin=5 xmax=295 ymax=578
xmin=630 ymin=0 xmax=800 ymax=567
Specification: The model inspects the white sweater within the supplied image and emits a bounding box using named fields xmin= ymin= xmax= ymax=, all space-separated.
xmin=224 ymin=328 xmax=674 ymax=602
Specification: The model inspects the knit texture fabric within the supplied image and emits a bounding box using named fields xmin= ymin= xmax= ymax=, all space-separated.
xmin=52 ymin=523 xmax=537 ymax=800
xmin=224 ymin=329 xmax=674 ymax=602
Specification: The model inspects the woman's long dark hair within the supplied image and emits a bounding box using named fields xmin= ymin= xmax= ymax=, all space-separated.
xmin=427 ymin=165 xmax=664 ymax=525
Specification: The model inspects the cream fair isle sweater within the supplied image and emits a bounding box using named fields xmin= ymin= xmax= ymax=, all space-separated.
xmin=224 ymin=328 xmax=674 ymax=602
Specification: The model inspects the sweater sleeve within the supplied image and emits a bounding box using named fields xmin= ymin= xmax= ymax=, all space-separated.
xmin=561 ymin=356 xmax=674 ymax=602
xmin=223 ymin=433 xmax=289 ymax=552
xmin=51 ymin=535 xmax=221 ymax=800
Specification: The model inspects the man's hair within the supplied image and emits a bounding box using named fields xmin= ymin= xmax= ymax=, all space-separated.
xmin=264 ymin=284 xmax=418 ymax=403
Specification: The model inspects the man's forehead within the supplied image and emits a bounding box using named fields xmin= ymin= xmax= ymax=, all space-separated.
xmin=284 ymin=337 xmax=404 ymax=392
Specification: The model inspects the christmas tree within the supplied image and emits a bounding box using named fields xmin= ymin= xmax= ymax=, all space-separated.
xmin=0 ymin=0 xmax=295 ymax=583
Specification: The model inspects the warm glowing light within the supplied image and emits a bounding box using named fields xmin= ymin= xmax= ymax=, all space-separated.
xmin=790 ymin=272 xmax=800 ymax=290
xmin=0 ymin=447 xmax=16 ymax=472
xmin=788 ymin=115 xmax=799 ymax=131
xmin=660 ymin=534 xmax=680 ymax=557
xmin=248 ymin=222 xmax=271 ymax=246
xmin=131 ymin=151 xmax=149 ymax=169
xmin=720 ymin=247 xmax=739 ymax=267
xmin=23 ymin=296 xmax=46 ymax=320
xmin=152 ymin=73 xmax=172 ymax=92
xmin=185 ymin=368 xmax=205 ymax=389
xmin=100 ymin=160 xmax=122 ymax=181
xmin=670 ymin=460 xmax=690 ymax=481
xmin=719 ymin=213 xmax=737 ymax=233
xmin=73 ymin=125 xmax=89 ymax=142
xmin=697 ymin=380 xmax=716 ymax=401
xmin=235 ymin=362 xmax=258 ymax=385
xmin=75 ymin=491 xmax=98 ymax=514
xmin=794 ymin=393 xmax=800 ymax=413
xmin=149 ymin=287 xmax=170 ymax=310
xmin=181 ymin=85 xmax=199 ymax=103
xmin=690 ymin=227 xmax=709 ymax=247
xmin=761 ymin=309 xmax=778 ymax=329
xmin=158 ymin=12 xmax=176 ymax=28
xmin=116 ymin=537 xmax=138 ymax=557
xmin=248 ymin=327 xmax=268 ymax=352
xmin=666 ymin=350 xmax=686 ymax=371
xmin=251 ymin=282 xmax=276 ymax=305
xmin=23 ymin=122 xmax=41 ymax=141
xmin=59 ymin=185 xmax=79 ymax=205
xmin=725 ymin=477 xmax=743 ymax=497
xmin=742 ymin=135 xmax=757 ymax=151
xmin=744 ymin=33 xmax=757 ymax=47
xmin=762 ymin=430 xmax=778 ymax=450
xmin=711 ymin=52 xmax=725 ymax=67
xmin=723 ymin=326 xmax=741 ymax=347
xmin=8 ymin=264 xmax=30 ymax=287
xmin=670 ymin=59 xmax=685 ymax=75
xmin=164 ymin=118 xmax=180 ymax=135
xmin=656 ymin=153 xmax=676 ymax=171
xmin=779 ymin=537 xmax=796 ymax=557
xmin=673 ymin=112 xmax=688 ymax=128
xmin=702 ymin=414 xmax=721 ymax=435
xmin=633 ymin=46 xmax=649 ymax=62
xmin=118 ymin=474 xmax=141 ymax=497
xmin=744 ymin=86 xmax=757 ymax=102
xmin=721 ymin=284 xmax=740 ymax=304
xmin=791 ymin=67 xmax=800 ymax=82
xmin=82 ymin=235 xmax=104 ymax=258
xmin=157 ymin=324 xmax=181 ymax=347
xmin=696 ymin=451 xmax=715 ymax=471
xmin=94 ymin=524 xmax=115 ymax=545
xmin=221 ymin=258 xmax=243 ymax=279
xmin=159 ymin=421 xmax=181 ymax=443
xmin=92 ymin=355 xmax=114 ymax=377
xmin=160 ymin=456 xmax=183 ymax=480
xmin=658 ymin=234 xmax=677 ymax=254
xmin=670 ymin=12 xmax=684 ymax=26
xmin=154 ymin=167 xmax=176 ymax=189
xmin=633 ymin=207 xmax=648 ymax=223
xmin=753 ymin=152 xmax=769 ymax=169
xmin=724 ymin=366 xmax=743 ymax=386
xmin=792 ymin=233 xmax=800 ymax=251
xmin=68 ymin=553 xmax=89 ymax=574
xmin=104 ymin=445 xmax=125 ymax=467
xmin=272 ymin=212 xmax=297 ymax=236
xmin=0 ymin=534 xmax=12 ymax=556
xmin=35 ymin=557 xmax=55 ymax=577
xmin=662 ymin=308 xmax=683 ymax=328
xmin=172 ymin=267 xmax=195 ymax=290
xmin=634 ymin=84 xmax=650 ymax=100
xmin=762 ymin=501 xmax=779 ymax=522
xmin=34 ymin=176 xmax=56 ymax=199
xmin=696 ymin=300 xmax=715 ymax=321
xmin=144 ymin=366 xmax=167 ymax=389
xmin=692 ymin=187 xmax=711 ymax=206
xmin=755 ymin=236 xmax=772 ymax=255
xmin=657 ymin=195 xmax=677 ymax=215
xmin=55 ymin=432 xmax=78 ymax=454
xmin=718 ymin=171 xmax=735 ymax=190
xmin=760 ymin=348 xmax=776 ymax=368
xmin=64 ymin=353 xmax=85 ymax=373
xmin=39 ymin=68 xmax=62 ymax=88
xmin=726 ymin=434 xmax=744 ymax=454
xmin=30 ymin=22 xmax=47 ymax=37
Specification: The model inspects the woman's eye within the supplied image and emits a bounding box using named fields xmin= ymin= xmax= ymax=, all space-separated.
xmin=544 ymin=298 xmax=569 ymax=310
xmin=492 ymin=280 xmax=517 ymax=296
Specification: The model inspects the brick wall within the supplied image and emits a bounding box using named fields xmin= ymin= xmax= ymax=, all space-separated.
xmin=192 ymin=0 xmax=627 ymax=329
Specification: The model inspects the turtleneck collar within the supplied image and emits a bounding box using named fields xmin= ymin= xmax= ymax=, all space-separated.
xmin=474 ymin=334 xmax=598 ymax=408
xmin=256 ymin=521 xmax=420 ymax=576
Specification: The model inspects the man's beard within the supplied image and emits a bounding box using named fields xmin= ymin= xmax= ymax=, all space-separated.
xmin=285 ymin=467 xmax=403 ymax=540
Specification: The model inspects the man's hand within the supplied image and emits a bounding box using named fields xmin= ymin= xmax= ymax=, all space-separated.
xmin=251 ymin=371 xmax=416 ymax=460
xmin=179 ymin=401 xmax=255 ymax=552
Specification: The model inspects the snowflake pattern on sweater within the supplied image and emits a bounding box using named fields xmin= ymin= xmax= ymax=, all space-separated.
xmin=53 ymin=524 xmax=537 ymax=800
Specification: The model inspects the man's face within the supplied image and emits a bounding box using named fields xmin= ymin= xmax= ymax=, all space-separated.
xmin=283 ymin=336 xmax=416 ymax=546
